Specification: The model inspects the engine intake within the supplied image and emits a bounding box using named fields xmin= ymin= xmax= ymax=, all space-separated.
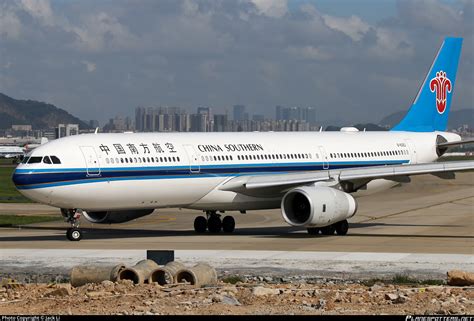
xmin=281 ymin=186 xmax=357 ymax=227
xmin=82 ymin=209 xmax=154 ymax=224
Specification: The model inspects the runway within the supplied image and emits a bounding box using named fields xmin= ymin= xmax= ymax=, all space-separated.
xmin=0 ymin=172 xmax=472 ymax=254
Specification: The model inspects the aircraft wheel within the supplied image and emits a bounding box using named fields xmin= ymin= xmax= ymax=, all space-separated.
xmin=66 ymin=228 xmax=83 ymax=241
xmin=307 ymin=228 xmax=320 ymax=235
xmin=222 ymin=216 xmax=235 ymax=233
xmin=194 ymin=216 xmax=207 ymax=233
xmin=207 ymin=216 xmax=222 ymax=233
xmin=320 ymin=225 xmax=336 ymax=235
xmin=335 ymin=220 xmax=349 ymax=236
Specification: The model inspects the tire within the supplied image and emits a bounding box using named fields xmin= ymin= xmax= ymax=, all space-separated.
xmin=67 ymin=228 xmax=82 ymax=241
xmin=307 ymin=228 xmax=320 ymax=235
xmin=320 ymin=225 xmax=336 ymax=235
xmin=194 ymin=216 xmax=207 ymax=233
xmin=222 ymin=216 xmax=235 ymax=233
xmin=207 ymin=216 xmax=222 ymax=233
xmin=335 ymin=220 xmax=349 ymax=236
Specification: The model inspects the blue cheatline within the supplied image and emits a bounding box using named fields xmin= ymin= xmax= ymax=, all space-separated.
xmin=392 ymin=37 xmax=463 ymax=132
xmin=13 ymin=160 xmax=408 ymax=189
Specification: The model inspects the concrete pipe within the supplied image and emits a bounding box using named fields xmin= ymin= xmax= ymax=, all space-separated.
xmin=70 ymin=263 xmax=126 ymax=287
xmin=118 ymin=259 xmax=159 ymax=284
xmin=148 ymin=261 xmax=185 ymax=285
xmin=175 ymin=262 xmax=217 ymax=287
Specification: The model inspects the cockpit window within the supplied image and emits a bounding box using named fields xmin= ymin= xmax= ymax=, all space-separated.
xmin=43 ymin=156 xmax=52 ymax=164
xmin=50 ymin=156 xmax=61 ymax=164
xmin=21 ymin=157 xmax=30 ymax=164
xmin=28 ymin=157 xmax=43 ymax=164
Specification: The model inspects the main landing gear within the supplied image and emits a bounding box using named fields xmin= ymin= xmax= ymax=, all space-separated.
xmin=61 ymin=209 xmax=83 ymax=241
xmin=194 ymin=211 xmax=236 ymax=234
xmin=307 ymin=220 xmax=349 ymax=236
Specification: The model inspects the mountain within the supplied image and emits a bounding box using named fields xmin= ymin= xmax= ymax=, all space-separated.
xmin=0 ymin=93 xmax=90 ymax=129
xmin=379 ymin=109 xmax=474 ymax=129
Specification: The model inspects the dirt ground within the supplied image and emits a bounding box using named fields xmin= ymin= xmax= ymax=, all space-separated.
xmin=0 ymin=278 xmax=472 ymax=315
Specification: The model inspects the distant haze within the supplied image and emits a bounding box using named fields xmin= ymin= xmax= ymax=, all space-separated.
xmin=0 ymin=0 xmax=472 ymax=125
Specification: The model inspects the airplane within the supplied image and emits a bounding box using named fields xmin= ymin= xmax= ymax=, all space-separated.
xmin=12 ymin=37 xmax=474 ymax=241
xmin=24 ymin=137 xmax=49 ymax=153
xmin=0 ymin=137 xmax=49 ymax=160
xmin=0 ymin=145 xmax=25 ymax=159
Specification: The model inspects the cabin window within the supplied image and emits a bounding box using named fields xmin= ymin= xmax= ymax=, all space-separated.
xmin=28 ymin=157 xmax=43 ymax=164
xmin=43 ymin=156 xmax=52 ymax=164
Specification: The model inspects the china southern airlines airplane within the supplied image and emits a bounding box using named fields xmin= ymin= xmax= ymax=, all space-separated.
xmin=12 ymin=37 xmax=474 ymax=241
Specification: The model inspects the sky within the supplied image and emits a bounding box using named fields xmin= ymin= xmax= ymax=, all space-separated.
xmin=0 ymin=0 xmax=472 ymax=125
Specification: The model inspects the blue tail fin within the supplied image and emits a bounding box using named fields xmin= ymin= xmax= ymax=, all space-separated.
xmin=391 ymin=37 xmax=462 ymax=132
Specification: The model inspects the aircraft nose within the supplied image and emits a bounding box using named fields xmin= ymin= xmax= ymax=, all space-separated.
xmin=11 ymin=168 xmax=31 ymax=188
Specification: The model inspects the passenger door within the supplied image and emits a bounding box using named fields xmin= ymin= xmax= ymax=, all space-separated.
xmin=183 ymin=144 xmax=200 ymax=173
xmin=80 ymin=146 xmax=101 ymax=176
xmin=404 ymin=139 xmax=417 ymax=164
xmin=318 ymin=145 xmax=329 ymax=169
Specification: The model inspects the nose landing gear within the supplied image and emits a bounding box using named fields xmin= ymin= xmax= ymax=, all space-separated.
xmin=193 ymin=211 xmax=236 ymax=234
xmin=61 ymin=209 xmax=83 ymax=241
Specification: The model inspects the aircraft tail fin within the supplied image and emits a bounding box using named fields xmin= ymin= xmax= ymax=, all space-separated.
xmin=391 ymin=37 xmax=462 ymax=132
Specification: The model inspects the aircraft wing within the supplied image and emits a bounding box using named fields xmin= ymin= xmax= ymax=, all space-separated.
xmin=437 ymin=138 xmax=474 ymax=148
xmin=219 ymin=160 xmax=474 ymax=196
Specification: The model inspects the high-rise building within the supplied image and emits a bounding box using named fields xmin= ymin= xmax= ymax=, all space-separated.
xmin=306 ymin=107 xmax=317 ymax=125
xmin=213 ymin=114 xmax=228 ymax=132
xmin=233 ymin=105 xmax=247 ymax=121
xmin=190 ymin=113 xmax=208 ymax=132
xmin=275 ymin=105 xmax=283 ymax=121
xmin=135 ymin=107 xmax=146 ymax=132
xmin=56 ymin=124 xmax=79 ymax=139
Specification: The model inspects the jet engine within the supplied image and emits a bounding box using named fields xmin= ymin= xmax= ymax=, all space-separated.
xmin=82 ymin=209 xmax=154 ymax=224
xmin=281 ymin=186 xmax=357 ymax=227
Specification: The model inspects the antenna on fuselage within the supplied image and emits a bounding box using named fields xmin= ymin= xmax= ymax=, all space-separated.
xmin=319 ymin=126 xmax=323 ymax=132
xmin=94 ymin=127 xmax=99 ymax=134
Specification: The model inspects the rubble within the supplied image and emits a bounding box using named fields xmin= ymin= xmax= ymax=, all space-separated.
xmin=252 ymin=286 xmax=281 ymax=296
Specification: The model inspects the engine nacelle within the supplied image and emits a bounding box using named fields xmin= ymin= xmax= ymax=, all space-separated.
xmin=82 ymin=209 xmax=154 ymax=224
xmin=281 ymin=186 xmax=357 ymax=227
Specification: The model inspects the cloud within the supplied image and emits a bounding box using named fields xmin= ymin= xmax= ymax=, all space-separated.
xmin=0 ymin=3 xmax=22 ymax=39
xmin=322 ymin=15 xmax=370 ymax=42
xmin=72 ymin=12 xmax=139 ymax=52
xmin=81 ymin=60 xmax=96 ymax=73
xmin=19 ymin=0 xmax=55 ymax=26
xmin=250 ymin=0 xmax=288 ymax=18
xmin=286 ymin=45 xmax=331 ymax=61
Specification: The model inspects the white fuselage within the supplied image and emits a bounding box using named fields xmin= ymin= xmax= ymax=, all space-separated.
xmin=12 ymin=130 xmax=460 ymax=212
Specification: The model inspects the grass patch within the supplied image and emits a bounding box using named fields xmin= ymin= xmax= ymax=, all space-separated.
xmin=0 ymin=214 xmax=60 ymax=227
xmin=392 ymin=274 xmax=419 ymax=284
xmin=0 ymin=167 xmax=32 ymax=203
xmin=419 ymin=279 xmax=445 ymax=286
xmin=0 ymin=158 xmax=18 ymax=165
xmin=222 ymin=275 xmax=244 ymax=284
xmin=363 ymin=275 xmax=445 ymax=287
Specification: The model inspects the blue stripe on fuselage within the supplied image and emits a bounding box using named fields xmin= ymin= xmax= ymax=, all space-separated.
xmin=12 ymin=160 xmax=408 ymax=190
